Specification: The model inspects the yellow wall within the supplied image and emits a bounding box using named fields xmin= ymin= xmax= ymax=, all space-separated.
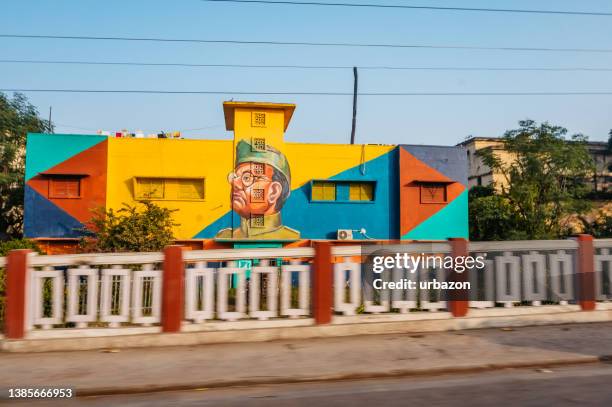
xmin=106 ymin=138 xmax=234 ymax=239
xmin=106 ymin=100 xmax=394 ymax=240
xmin=284 ymin=143 xmax=394 ymax=189
xmin=105 ymin=137 xmax=393 ymax=239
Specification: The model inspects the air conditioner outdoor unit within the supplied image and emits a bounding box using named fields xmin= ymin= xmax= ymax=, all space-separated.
xmin=337 ymin=229 xmax=353 ymax=241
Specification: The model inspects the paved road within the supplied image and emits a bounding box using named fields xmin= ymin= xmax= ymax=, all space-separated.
xmin=2 ymin=323 xmax=611 ymax=394
xmin=9 ymin=364 xmax=612 ymax=406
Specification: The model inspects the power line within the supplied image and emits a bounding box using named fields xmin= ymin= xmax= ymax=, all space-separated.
xmin=2 ymin=34 xmax=612 ymax=53
xmin=2 ymin=88 xmax=612 ymax=96
xmin=2 ymin=59 xmax=612 ymax=72
xmin=201 ymin=0 xmax=612 ymax=17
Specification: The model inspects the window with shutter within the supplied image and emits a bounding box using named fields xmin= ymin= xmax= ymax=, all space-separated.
xmin=176 ymin=179 xmax=204 ymax=200
xmin=49 ymin=177 xmax=81 ymax=199
xmin=136 ymin=178 xmax=165 ymax=199
xmin=349 ymin=182 xmax=374 ymax=201
xmin=420 ymin=183 xmax=447 ymax=203
xmin=134 ymin=177 xmax=205 ymax=200
xmin=312 ymin=181 xmax=336 ymax=201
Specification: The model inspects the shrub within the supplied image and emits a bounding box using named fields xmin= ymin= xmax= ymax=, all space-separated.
xmin=469 ymin=195 xmax=519 ymax=241
xmin=81 ymin=201 xmax=178 ymax=252
xmin=580 ymin=211 xmax=612 ymax=238
xmin=0 ymin=238 xmax=41 ymax=256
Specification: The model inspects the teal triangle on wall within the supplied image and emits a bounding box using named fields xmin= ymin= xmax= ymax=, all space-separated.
xmin=402 ymin=190 xmax=469 ymax=240
xmin=25 ymin=133 xmax=107 ymax=181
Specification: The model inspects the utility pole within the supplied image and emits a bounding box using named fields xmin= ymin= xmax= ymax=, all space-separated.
xmin=350 ymin=66 xmax=358 ymax=144
xmin=48 ymin=106 xmax=53 ymax=133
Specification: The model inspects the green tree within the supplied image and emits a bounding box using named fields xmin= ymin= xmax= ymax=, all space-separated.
xmin=468 ymin=185 xmax=495 ymax=200
xmin=579 ymin=210 xmax=612 ymax=238
xmin=0 ymin=93 xmax=53 ymax=238
xmin=81 ymin=201 xmax=178 ymax=252
xmin=478 ymin=120 xmax=594 ymax=239
xmin=469 ymin=191 xmax=517 ymax=241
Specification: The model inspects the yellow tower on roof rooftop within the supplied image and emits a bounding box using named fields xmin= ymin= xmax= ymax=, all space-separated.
xmin=223 ymin=101 xmax=296 ymax=157
xmin=223 ymin=101 xmax=296 ymax=132
xmin=218 ymin=101 xmax=300 ymax=241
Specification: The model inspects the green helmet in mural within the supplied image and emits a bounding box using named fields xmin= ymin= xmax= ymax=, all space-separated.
xmin=235 ymin=139 xmax=291 ymax=183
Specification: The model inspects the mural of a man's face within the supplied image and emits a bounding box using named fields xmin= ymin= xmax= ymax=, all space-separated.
xmin=230 ymin=162 xmax=285 ymax=218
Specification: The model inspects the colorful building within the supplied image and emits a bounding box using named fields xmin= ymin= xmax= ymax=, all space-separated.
xmin=24 ymin=101 xmax=468 ymax=252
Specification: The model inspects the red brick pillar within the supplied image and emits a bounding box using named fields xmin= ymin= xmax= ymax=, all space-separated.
xmin=576 ymin=234 xmax=596 ymax=311
xmin=312 ymin=241 xmax=333 ymax=324
xmin=162 ymin=245 xmax=184 ymax=332
xmin=448 ymin=238 xmax=469 ymax=317
xmin=4 ymin=249 xmax=31 ymax=339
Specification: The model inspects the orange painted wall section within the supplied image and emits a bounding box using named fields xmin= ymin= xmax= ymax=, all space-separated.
xmin=399 ymin=147 xmax=465 ymax=237
xmin=27 ymin=140 xmax=108 ymax=224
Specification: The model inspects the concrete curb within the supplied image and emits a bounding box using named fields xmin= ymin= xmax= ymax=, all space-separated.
xmin=73 ymin=356 xmax=609 ymax=397
xmin=3 ymin=309 xmax=611 ymax=353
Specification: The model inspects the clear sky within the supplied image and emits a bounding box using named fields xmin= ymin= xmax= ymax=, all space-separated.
xmin=1 ymin=0 xmax=612 ymax=145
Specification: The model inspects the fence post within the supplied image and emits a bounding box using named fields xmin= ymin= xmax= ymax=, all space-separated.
xmin=448 ymin=238 xmax=469 ymax=317
xmin=312 ymin=241 xmax=333 ymax=324
xmin=576 ymin=234 xmax=596 ymax=311
xmin=4 ymin=249 xmax=31 ymax=339
xmin=162 ymin=245 xmax=184 ymax=332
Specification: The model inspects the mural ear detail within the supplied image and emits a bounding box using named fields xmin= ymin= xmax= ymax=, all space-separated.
xmin=267 ymin=181 xmax=282 ymax=205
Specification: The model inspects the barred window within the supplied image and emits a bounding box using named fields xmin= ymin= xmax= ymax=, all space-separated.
xmin=250 ymin=214 xmax=265 ymax=228
xmin=252 ymin=137 xmax=266 ymax=151
xmin=252 ymin=162 xmax=265 ymax=175
xmin=251 ymin=188 xmax=265 ymax=202
xmin=251 ymin=112 xmax=266 ymax=127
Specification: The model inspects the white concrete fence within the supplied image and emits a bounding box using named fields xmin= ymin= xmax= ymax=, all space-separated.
xmin=1 ymin=238 xmax=611 ymax=339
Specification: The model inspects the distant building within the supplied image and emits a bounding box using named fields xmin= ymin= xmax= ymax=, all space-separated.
xmin=457 ymin=136 xmax=611 ymax=192
xmin=24 ymin=101 xmax=469 ymax=253
xmin=590 ymin=142 xmax=612 ymax=192
xmin=456 ymin=137 xmax=511 ymax=190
